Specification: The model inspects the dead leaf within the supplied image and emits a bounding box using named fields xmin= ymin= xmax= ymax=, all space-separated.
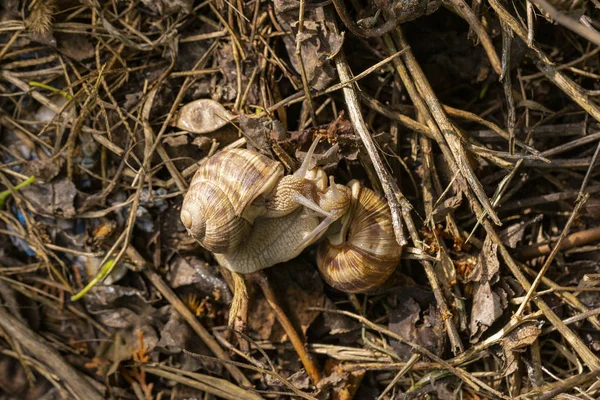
xmin=274 ymin=0 xmax=344 ymax=90
xmin=22 ymin=159 xmax=60 ymax=183
xmin=467 ymin=236 xmax=508 ymax=341
xmin=388 ymin=297 xmax=446 ymax=361
xmin=21 ymin=178 xmax=77 ymax=218
xmin=169 ymin=255 xmax=232 ymax=304
xmin=465 ymin=236 xmax=500 ymax=284
xmin=238 ymin=114 xmax=274 ymax=153
xmin=469 ymin=281 xmax=503 ymax=342
xmin=56 ymin=32 xmax=94 ymax=61
xmin=429 ymin=192 xmax=463 ymax=224
xmin=502 ymin=321 xmax=542 ymax=376
xmin=140 ymin=0 xmax=194 ymax=14
xmin=499 ymin=221 xmax=528 ymax=249
xmin=173 ymin=99 xmax=235 ymax=134
xmin=319 ymin=358 xmax=365 ymax=400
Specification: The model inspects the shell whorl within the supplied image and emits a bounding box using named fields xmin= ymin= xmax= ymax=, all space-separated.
xmin=317 ymin=181 xmax=402 ymax=293
xmin=181 ymin=149 xmax=284 ymax=253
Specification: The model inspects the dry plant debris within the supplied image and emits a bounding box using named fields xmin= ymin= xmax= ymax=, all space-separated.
xmin=1 ymin=0 xmax=600 ymax=399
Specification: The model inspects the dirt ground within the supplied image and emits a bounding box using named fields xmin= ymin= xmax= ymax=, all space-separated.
xmin=1 ymin=0 xmax=600 ymax=399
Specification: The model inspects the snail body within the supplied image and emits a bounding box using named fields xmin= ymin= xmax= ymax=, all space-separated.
xmin=214 ymin=206 xmax=324 ymax=274
xmin=215 ymin=172 xmax=354 ymax=274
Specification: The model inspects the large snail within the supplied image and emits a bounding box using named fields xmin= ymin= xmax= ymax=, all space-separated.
xmin=181 ymin=139 xmax=403 ymax=293
xmin=180 ymin=139 xmax=333 ymax=253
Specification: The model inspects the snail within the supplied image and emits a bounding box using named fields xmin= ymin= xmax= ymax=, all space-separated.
xmin=180 ymin=139 xmax=334 ymax=253
xmin=317 ymin=180 xmax=403 ymax=292
xmin=182 ymin=141 xmax=403 ymax=293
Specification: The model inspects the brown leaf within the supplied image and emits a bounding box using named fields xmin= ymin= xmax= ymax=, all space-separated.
xmin=21 ymin=178 xmax=77 ymax=218
xmin=273 ymin=0 xmax=344 ymax=90
xmin=173 ymin=99 xmax=235 ymax=134
xmin=318 ymin=358 xmax=365 ymax=400
xmin=467 ymin=236 xmax=507 ymax=341
xmin=238 ymin=114 xmax=277 ymax=153
xmin=22 ymin=159 xmax=60 ymax=183
xmin=469 ymin=281 xmax=503 ymax=342
xmin=501 ymin=321 xmax=541 ymax=376
xmin=56 ymin=32 xmax=94 ymax=61
xmin=465 ymin=236 xmax=500 ymax=283
xmin=429 ymin=192 xmax=463 ymax=224
xmin=388 ymin=297 xmax=446 ymax=361
xmin=140 ymin=0 xmax=194 ymax=15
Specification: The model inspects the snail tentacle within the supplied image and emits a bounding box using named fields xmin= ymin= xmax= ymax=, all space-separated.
xmin=265 ymin=136 xmax=330 ymax=218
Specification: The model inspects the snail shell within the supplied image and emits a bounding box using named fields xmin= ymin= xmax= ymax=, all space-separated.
xmin=317 ymin=180 xmax=402 ymax=293
xmin=180 ymin=149 xmax=284 ymax=253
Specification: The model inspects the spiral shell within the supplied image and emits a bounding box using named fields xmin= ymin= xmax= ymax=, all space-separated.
xmin=317 ymin=180 xmax=402 ymax=293
xmin=181 ymin=149 xmax=284 ymax=253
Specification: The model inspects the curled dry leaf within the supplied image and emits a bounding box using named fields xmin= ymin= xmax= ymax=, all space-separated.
xmin=173 ymin=99 xmax=235 ymax=134
xmin=388 ymin=296 xmax=446 ymax=361
xmin=274 ymin=0 xmax=344 ymax=90
xmin=502 ymin=321 xmax=542 ymax=376
xmin=467 ymin=236 xmax=505 ymax=342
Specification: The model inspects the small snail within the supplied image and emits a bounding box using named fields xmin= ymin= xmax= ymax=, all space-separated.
xmin=317 ymin=180 xmax=403 ymax=292
xmin=180 ymin=139 xmax=332 ymax=253
xmin=182 ymin=141 xmax=403 ymax=293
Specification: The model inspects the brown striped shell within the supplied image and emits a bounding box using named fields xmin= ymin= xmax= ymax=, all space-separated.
xmin=317 ymin=180 xmax=402 ymax=293
xmin=181 ymin=149 xmax=284 ymax=253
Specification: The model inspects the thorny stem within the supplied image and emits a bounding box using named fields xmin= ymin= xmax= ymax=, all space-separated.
xmin=251 ymin=270 xmax=322 ymax=385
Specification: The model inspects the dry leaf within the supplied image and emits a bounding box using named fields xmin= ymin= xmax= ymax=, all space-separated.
xmin=141 ymin=0 xmax=194 ymax=14
xmin=274 ymin=0 xmax=344 ymax=90
xmin=465 ymin=236 xmax=500 ymax=283
xmin=169 ymin=256 xmax=232 ymax=304
xmin=388 ymin=296 xmax=446 ymax=361
xmin=468 ymin=236 xmax=507 ymax=342
xmin=502 ymin=321 xmax=542 ymax=376
xmin=21 ymin=178 xmax=77 ymax=218
xmin=469 ymin=281 xmax=503 ymax=342
xmin=173 ymin=99 xmax=235 ymax=134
